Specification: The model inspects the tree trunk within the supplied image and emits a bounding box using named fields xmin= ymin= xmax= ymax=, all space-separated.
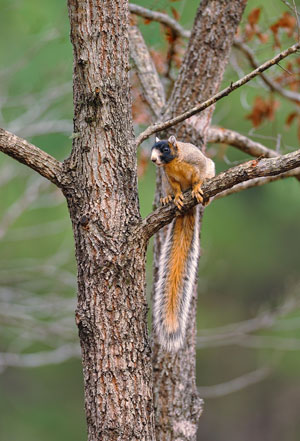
xmin=152 ymin=2 xmax=247 ymax=439
xmin=66 ymin=1 xmax=155 ymax=439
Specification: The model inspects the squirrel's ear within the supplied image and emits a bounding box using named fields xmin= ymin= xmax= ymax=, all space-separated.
xmin=168 ymin=135 xmax=177 ymax=146
xmin=155 ymin=136 xmax=160 ymax=143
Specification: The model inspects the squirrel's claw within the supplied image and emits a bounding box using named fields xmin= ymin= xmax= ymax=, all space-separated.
xmin=160 ymin=195 xmax=173 ymax=206
xmin=174 ymin=192 xmax=184 ymax=210
xmin=192 ymin=184 xmax=204 ymax=204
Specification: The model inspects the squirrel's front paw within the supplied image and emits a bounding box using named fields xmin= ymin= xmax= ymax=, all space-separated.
xmin=192 ymin=184 xmax=204 ymax=204
xmin=174 ymin=192 xmax=184 ymax=210
xmin=160 ymin=195 xmax=173 ymax=206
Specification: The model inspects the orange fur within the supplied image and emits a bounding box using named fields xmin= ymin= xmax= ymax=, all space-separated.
xmin=165 ymin=209 xmax=195 ymax=332
xmin=165 ymin=158 xmax=198 ymax=192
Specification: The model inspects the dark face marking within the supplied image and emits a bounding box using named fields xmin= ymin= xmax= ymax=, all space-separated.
xmin=151 ymin=140 xmax=176 ymax=165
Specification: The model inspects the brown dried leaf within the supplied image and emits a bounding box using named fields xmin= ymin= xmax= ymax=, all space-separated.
xmin=164 ymin=27 xmax=177 ymax=43
xmin=246 ymin=96 xmax=280 ymax=127
xmin=248 ymin=8 xmax=261 ymax=26
xmin=285 ymin=111 xmax=298 ymax=127
xmin=270 ymin=12 xmax=296 ymax=47
xmin=171 ymin=7 xmax=180 ymax=21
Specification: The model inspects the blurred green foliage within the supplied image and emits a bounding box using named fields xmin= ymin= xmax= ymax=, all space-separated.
xmin=0 ymin=1 xmax=300 ymax=440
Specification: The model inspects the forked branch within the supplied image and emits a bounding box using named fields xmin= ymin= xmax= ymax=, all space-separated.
xmin=0 ymin=128 xmax=64 ymax=188
xmin=136 ymin=42 xmax=300 ymax=146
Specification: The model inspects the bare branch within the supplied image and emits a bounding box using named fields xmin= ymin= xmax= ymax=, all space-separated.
xmin=281 ymin=0 xmax=300 ymax=17
xmin=0 ymin=128 xmax=64 ymax=188
xmin=198 ymin=367 xmax=270 ymax=398
xmin=198 ymin=297 xmax=300 ymax=344
xmin=17 ymin=120 xmax=72 ymax=138
xmin=136 ymin=42 xmax=300 ymax=146
xmin=207 ymin=126 xmax=300 ymax=193
xmin=237 ymin=335 xmax=300 ymax=350
xmin=129 ymin=3 xmax=300 ymax=105
xmin=207 ymin=126 xmax=279 ymax=158
xmin=0 ymin=344 xmax=80 ymax=369
xmin=129 ymin=4 xmax=191 ymax=39
xmin=215 ymin=168 xmax=300 ymax=199
xmin=233 ymin=39 xmax=300 ymax=104
xmin=292 ymin=0 xmax=300 ymax=41
xmin=129 ymin=25 xmax=165 ymax=117
xmin=139 ymin=148 xmax=300 ymax=240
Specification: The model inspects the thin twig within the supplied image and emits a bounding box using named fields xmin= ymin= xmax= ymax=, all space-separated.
xmin=136 ymin=43 xmax=300 ymax=146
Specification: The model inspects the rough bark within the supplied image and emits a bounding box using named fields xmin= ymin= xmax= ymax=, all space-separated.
xmin=65 ymin=1 xmax=155 ymax=440
xmin=151 ymin=2 xmax=247 ymax=440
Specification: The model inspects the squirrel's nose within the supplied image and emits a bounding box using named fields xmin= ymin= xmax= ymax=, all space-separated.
xmin=151 ymin=150 xmax=159 ymax=163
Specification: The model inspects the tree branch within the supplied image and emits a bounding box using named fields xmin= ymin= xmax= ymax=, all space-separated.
xmin=215 ymin=167 xmax=300 ymax=199
xmin=198 ymin=366 xmax=270 ymax=398
xmin=0 ymin=128 xmax=64 ymax=188
xmin=207 ymin=126 xmax=279 ymax=158
xmin=129 ymin=4 xmax=191 ymax=39
xmin=136 ymin=42 xmax=300 ymax=146
xmin=0 ymin=344 xmax=80 ymax=369
xmin=233 ymin=39 xmax=300 ymax=104
xmin=129 ymin=3 xmax=300 ymax=106
xmin=139 ymin=148 xmax=300 ymax=240
xmin=207 ymin=126 xmax=300 ymax=184
xmin=129 ymin=25 xmax=165 ymax=117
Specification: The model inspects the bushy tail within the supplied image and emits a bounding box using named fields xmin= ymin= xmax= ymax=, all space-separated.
xmin=153 ymin=206 xmax=200 ymax=351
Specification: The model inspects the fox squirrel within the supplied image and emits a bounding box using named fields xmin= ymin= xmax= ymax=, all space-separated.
xmin=151 ymin=135 xmax=215 ymax=351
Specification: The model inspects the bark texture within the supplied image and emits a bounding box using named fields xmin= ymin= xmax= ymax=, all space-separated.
xmin=66 ymin=1 xmax=155 ymax=440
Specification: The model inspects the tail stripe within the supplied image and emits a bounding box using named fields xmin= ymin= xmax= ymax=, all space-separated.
xmin=153 ymin=206 xmax=200 ymax=351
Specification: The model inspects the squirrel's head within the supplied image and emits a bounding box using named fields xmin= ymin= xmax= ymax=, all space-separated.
xmin=151 ymin=136 xmax=178 ymax=166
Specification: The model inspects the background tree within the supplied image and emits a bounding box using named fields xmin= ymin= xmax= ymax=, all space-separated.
xmin=1 ymin=1 xmax=300 ymax=441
